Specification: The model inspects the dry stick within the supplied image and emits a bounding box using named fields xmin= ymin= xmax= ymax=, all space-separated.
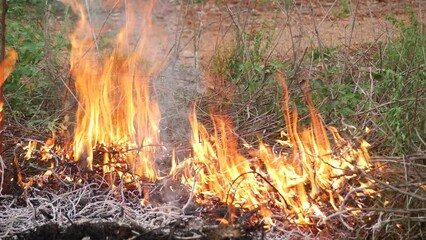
xmin=225 ymin=4 xmax=252 ymax=76
xmin=171 ymin=0 xmax=187 ymax=62
xmin=278 ymin=0 xmax=306 ymax=75
xmin=182 ymin=167 xmax=200 ymax=214
xmin=64 ymin=0 xmax=120 ymax=111
xmin=62 ymin=0 xmax=120 ymax=113
xmin=0 ymin=0 xmax=5 ymax=194
xmin=277 ymin=4 xmax=294 ymax=60
xmin=225 ymin=171 xmax=290 ymax=211
xmin=205 ymin=11 xmax=232 ymax=70
xmin=174 ymin=0 xmax=221 ymax=63
xmin=371 ymin=155 xmax=426 ymax=168
xmin=352 ymin=98 xmax=426 ymax=116
xmin=97 ymin=0 xmax=121 ymax=36
xmin=0 ymin=156 xmax=4 ymax=195
xmin=342 ymin=0 xmax=360 ymax=84
xmin=414 ymin=128 xmax=426 ymax=148
xmin=277 ymin=1 xmax=300 ymax=80
xmin=224 ymin=5 xmax=264 ymax=113
xmin=308 ymin=0 xmax=324 ymax=63
xmin=192 ymin=0 xmax=203 ymax=69
xmin=318 ymin=0 xmax=339 ymax=28
xmin=84 ymin=0 xmax=100 ymax=58
xmin=361 ymin=169 xmax=426 ymax=201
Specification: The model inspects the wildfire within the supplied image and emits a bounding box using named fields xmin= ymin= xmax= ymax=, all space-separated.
xmin=64 ymin=0 xmax=164 ymax=180
xmin=177 ymin=74 xmax=374 ymax=225
xmin=12 ymin=0 xmax=376 ymax=229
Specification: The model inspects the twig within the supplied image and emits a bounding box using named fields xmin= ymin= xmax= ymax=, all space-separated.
xmin=0 ymin=156 xmax=4 ymax=195
xmin=361 ymin=169 xmax=426 ymax=201
xmin=225 ymin=171 xmax=289 ymax=211
xmin=84 ymin=0 xmax=100 ymax=58
xmin=352 ymin=98 xmax=426 ymax=116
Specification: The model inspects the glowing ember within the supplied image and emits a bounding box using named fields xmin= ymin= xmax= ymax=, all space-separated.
xmin=176 ymin=74 xmax=374 ymax=224
xmin=64 ymin=0 xmax=163 ymax=180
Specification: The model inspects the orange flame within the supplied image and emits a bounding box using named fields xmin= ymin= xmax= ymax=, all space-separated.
xmin=180 ymin=74 xmax=373 ymax=224
xmin=65 ymin=0 xmax=164 ymax=180
xmin=0 ymin=48 xmax=18 ymax=127
xmin=0 ymin=48 xmax=18 ymax=87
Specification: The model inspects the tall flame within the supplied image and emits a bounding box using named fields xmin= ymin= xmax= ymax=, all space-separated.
xmin=65 ymin=0 xmax=163 ymax=180
xmin=61 ymin=0 xmax=373 ymax=225
xmin=180 ymin=74 xmax=372 ymax=224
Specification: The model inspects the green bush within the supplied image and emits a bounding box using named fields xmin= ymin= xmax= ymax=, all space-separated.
xmin=207 ymin=26 xmax=286 ymax=143
xmin=371 ymin=13 xmax=426 ymax=154
xmin=309 ymin=12 xmax=425 ymax=155
xmin=4 ymin=1 xmax=69 ymax=130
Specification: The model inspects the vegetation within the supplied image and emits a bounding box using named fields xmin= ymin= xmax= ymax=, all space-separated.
xmin=206 ymin=5 xmax=425 ymax=155
xmin=1 ymin=0 xmax=425 ymax=239
xmin=308 ymin=12 xmax=426 ymax=155
xmin=5 ymin=0 xmax=69 ymax=132
xmin=204 ymin=4 xmax=425 ymax=237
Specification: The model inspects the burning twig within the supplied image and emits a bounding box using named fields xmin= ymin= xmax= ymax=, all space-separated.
xmin=225 ymin=171 xmax=290 ymax=212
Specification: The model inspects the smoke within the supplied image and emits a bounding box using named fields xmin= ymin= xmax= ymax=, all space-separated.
xmin=63 ymin=0 xmax=200 ymax=201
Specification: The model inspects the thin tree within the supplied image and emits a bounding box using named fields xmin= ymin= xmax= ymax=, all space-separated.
xmin=0 ymin=0 xmax=6 ymax=155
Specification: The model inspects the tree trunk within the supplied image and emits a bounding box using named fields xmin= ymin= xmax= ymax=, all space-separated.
xmin=0 ymin=0 xmax=7 ymax=156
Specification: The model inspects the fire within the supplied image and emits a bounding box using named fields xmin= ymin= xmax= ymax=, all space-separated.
xmin=179 ymin=74 xmax=373 ymax=224
xmin=184 ymin=107 xmax=259 ymax=207
xmin=64 ymin=0 xmax=164 ymax=180
xmin=11 ymin=0 xmax=376 ymax=229
xmin=0 ymin=48 xmax=18 ymax=87
xmin=0 ymin=48 xmax=18 ymax=131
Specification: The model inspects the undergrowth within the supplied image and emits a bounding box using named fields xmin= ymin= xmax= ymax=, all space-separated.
xmin=205 ymin=1 xmax=425 ymax=156
xmin=309 ymin=12 xmax=425 ymax=155
xmin=0 ymin=0 xmax=424 ymax=239
xmin=4 ymin=0 xmax=70 ymax=132
xmin=205 ymin=22 xmax=285 ymax=144
xmin=205 ymin=4 xmax=426 ymax=238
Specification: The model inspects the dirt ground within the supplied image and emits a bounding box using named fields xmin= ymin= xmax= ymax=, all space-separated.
xmin=170 ymin=0 xmax=424 ymax=62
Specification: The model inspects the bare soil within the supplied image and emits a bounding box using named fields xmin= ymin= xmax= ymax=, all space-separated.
xmin=173 ymin=0 xmax=425 ymax=62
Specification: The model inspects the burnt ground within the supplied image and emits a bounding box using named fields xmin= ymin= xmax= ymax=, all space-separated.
xmin=12 ymin=222 xmax=248 ymax=240
xmin=11 ymin=221 xmax=255 ymax=240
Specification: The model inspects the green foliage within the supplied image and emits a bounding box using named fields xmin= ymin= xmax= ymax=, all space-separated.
xmin=309 ymin=12 xmax=425 ymax=155
xmin=208 ymin=27 xmax=286 ymax=143
xmin=333 ymin=0 xmax=350 ymax=18
xmin=210 ymin=28 xmax=285 ymax=105
xmin=227 ymin=30 xmax=283 ymax=100
xmin=184 ymin=0 xmax=206 ymax=4
xmin=310 ymin=80 xmax=364 ymax=123
xmin=371 ymin=13 xmax=426 ymax=154
xmin=4 ymin=0 xmax=70 ymax=130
